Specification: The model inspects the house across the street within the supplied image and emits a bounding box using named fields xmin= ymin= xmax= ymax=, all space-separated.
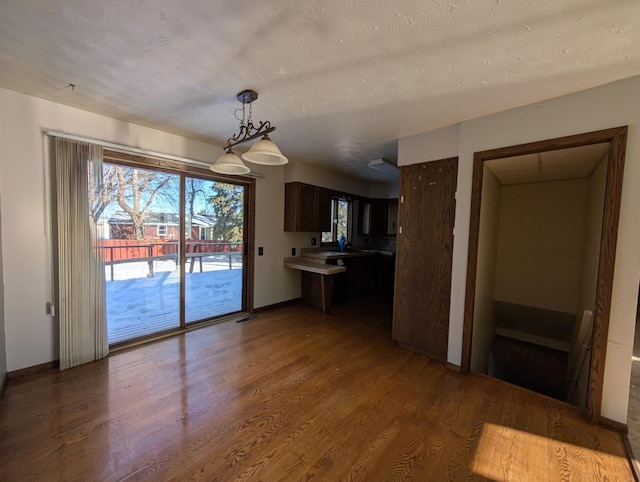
xmin=106 ymin=211 xmax=217 ymax=240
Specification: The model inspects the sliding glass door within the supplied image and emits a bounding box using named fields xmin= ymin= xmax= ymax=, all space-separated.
xmin=91 ymin=157 xmax=250 ymax=345
xmin=184 ymin=178 xmax=244 ymax=323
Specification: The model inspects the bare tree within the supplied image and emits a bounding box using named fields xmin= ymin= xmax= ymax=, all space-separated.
xmin=185 ymin=178 xmax=208 ymax=239
xmin=115 ymin=166 xmax=174 ymax=240
xmin=88 ymin=163 xmax=118 ymax=223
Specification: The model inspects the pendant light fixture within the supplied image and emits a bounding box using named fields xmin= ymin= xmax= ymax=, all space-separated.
xmin=210 ymin=89 xmax=288 ymax=175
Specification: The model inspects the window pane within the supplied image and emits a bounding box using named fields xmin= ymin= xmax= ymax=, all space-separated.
xmin=184 ymin=178 xmax=244 ymax=323
xmin=93 ymin=163 xmax=181 ymax=344
xmin=321 ymin=198 xmax=350 ymax=244
xmin=336 ymin=200 xmax=349 ymax=240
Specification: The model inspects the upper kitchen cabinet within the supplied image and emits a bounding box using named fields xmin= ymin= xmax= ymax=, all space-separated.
xmin=359 ymin=198 xmax=398 ymax=235
xmin=387 ymin=198 xmax=398 ymax=235
xmin=284 ymin=182 xmax=332 ymax=232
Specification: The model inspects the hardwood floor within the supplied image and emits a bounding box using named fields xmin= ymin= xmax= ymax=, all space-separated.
xmin=0 ymin=297 xmax=632 ymax=481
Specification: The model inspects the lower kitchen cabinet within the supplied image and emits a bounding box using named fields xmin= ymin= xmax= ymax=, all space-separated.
xmin=377 ymin=254 xmax=396 ymax=296
xmin=329 ymin=254 xmax=395 ymax=304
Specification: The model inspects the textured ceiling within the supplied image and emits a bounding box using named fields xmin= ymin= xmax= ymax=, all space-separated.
xmin=1 ymin=1 xmax=639 ymax=183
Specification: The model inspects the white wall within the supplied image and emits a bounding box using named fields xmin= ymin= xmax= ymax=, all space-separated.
xmin=252 ymin=165 xmax=310 ymax=309
xmin=577 ymin=156 xmax=608 ymax=321
xmin=284 ymin=160 xmax=370 ymax=197
xmin=399 ymin=75 xmax=640 ymax=423
xmin=0 ymin=194 xmax=6 ymax=386
xmin=369 ymin=183 xmax=399 ymax=199
xmin=0 ymin=87 xmax=309 ymax=371
xmin=470 ymin=168 xmax=501 ymax=373
xmin=398 ymin=124 xmax=460 ymax=167
xmin=494 ymin=179 xmax=588 ymax=314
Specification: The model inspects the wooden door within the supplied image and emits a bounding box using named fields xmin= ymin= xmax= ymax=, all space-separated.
xmin=393 ymin=157 xmax=458 ymax=362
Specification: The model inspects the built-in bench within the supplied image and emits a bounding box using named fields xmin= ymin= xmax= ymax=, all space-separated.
xmin=494 ymin=301 xmax=573 ymax=352
xmin=490 ymin=301 xmax=576 ymax=401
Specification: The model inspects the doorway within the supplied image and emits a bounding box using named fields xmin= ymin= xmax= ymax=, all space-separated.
xmin=462 ymin=126 xmax=627 ymax=422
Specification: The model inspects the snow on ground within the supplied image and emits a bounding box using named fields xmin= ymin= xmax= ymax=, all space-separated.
xmin=106 ymin=257 xmax=243 ymax=344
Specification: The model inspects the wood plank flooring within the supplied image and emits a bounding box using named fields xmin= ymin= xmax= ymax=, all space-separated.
xmin=0 ymin=297 xmax=632 ymax=481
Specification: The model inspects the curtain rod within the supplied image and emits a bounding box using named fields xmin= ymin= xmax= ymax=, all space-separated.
xmin=42 ymin=129 xmax=214 ymax=169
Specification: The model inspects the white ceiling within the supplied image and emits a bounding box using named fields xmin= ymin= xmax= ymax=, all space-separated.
xmin=1 ymin=1 xmax=639 ymax=183
xmin=485 ymin=143 xmax=609 ymax=185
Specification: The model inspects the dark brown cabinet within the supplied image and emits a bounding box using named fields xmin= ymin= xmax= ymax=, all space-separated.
xmin=329 ymin=254 xmax=383 ymax=304
xmin=359 ymin=199 xmax=387 ymax=234
xmin=377 ymin=254 xmax=396 ymax=296
xmin=359 ymin=198 xmax=399 ymax=235
xmin=284 ymin=182 xmax=332 ymax=232
xmin=316 ymin=187 xmax=332 ymax=232
xmin=370 ymin=199 xmax=389 ymax=235
xmin=387 ymin=198 xmax=398 ymax=235
xmin=393 ymin=159 xmax=458 ymax=362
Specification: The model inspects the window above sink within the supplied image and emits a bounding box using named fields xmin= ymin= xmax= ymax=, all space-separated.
xmin=322 ymin=197 xmax=352 ymax=245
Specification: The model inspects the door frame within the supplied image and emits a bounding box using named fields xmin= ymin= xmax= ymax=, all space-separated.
xmin=461 ymin=126 xmax=628 ymax=423
xmin=103 ymin=149 xmax=256 ymax=341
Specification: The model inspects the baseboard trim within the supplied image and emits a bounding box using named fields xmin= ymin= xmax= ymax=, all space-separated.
xmin=445 ymin=362 xmax=461 ymax=372
xmin=600 ymin=416 xmax=629 ymax=434
xmin=7 ymin=360 xmax=59 ymax=381
xmin=0 ymin=372 xmax=7 ymax=399
xmin=396 ymin=342 xmax=447 ymax=364
xmin=622 ymin=433 xmax=640 ymax=482
xmin=253 ymin=298 xmax=302 ymax=314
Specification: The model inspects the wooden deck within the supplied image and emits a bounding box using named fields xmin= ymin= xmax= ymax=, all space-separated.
xmin=106 ymin=266 xmax=242 ymax=344
xmin=0 ymin=296 xmax=632 ymax=481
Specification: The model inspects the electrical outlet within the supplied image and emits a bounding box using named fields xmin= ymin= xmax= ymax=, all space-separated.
xmin=258 ymin=247 xmax=264 ymax=256
xmin=311 ymin=237 xmax=317 ymax=246
xmin=384 ymin=238 xmax=389 ymax=246
xmin=292 ymin=247 xmax=296 ymax=256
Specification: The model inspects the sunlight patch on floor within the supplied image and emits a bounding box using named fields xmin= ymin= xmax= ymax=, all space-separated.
xmin=472 ymin=422 xmax=627 ymax=481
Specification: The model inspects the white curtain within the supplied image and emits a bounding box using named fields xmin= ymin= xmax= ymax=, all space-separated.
xmin=53 ymin=137 xmax=109 ymax=370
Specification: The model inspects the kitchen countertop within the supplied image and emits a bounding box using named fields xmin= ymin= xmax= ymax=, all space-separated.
xmin=283 ymin=257 xmax=347 ymax=275
xmin=301 ymin=249 xmax=395 ymax=260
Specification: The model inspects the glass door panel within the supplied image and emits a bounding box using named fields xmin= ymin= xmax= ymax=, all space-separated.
xmin=184 ymin=178 xmax=244 ymax=323
xmin=92 ymin=162 xmax=181 ymax=344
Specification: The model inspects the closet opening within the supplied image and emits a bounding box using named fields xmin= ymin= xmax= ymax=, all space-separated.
xmin=462 ymin=126 xmax=627 ymax=422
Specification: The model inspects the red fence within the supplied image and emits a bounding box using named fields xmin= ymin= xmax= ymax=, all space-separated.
xmin=95 ymin=239 xmax=243 ymax=263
